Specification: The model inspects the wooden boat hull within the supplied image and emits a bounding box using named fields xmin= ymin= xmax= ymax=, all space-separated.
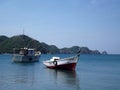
xmin=46 ymin=63 xmax=77 ymax=70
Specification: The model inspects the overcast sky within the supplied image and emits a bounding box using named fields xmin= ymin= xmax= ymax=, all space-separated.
xmin=0 ymin=0 xmax=120 ymax=54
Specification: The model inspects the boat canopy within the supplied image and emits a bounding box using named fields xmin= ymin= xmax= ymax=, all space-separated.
xmin=50 ymin=57 xmax=60 ymax=61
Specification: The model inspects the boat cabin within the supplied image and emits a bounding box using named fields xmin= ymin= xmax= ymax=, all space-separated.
xmin=14 ymin=48 xmax=35 ymax=56
xmin=50 ymin=57 xmax=60 ymax=61
xmin=19 ymin=48 xmax=35 ymax=56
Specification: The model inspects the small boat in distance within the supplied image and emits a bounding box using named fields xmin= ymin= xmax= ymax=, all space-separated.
xmin=12 ymin=47 xmax=41 ymax=63
xmin=43 ymin=50 xmax=80 ymax=70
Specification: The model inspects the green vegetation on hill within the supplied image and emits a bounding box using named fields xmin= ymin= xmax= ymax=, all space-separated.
xmin=60 ymin=46 xmax=101 ymax=54
xmin=0 ymin=36 xmax=9 ymax=44
xmin=0 ymin=35 xmax=107 ymax=54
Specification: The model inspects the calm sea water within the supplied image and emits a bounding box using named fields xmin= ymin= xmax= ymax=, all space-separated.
xmin=0 ymin=54 xmax=120 ymax=90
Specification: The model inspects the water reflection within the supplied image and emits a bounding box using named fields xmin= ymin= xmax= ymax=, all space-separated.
xmin=46 ymin=69 xmax=81 ymax=90
xmin=0 ymin=62 xmax=38 ymax=90
xmin=12 ymin=63 xmax=36 ymax=86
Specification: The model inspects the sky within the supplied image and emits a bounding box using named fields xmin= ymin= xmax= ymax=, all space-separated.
xmin=0 ymin=0 xmax=120 ymax=54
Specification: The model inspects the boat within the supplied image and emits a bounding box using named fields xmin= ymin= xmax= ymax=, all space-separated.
xmin=12 ymin=47 xmax=41 ymax=63
xmin=43 ymin=50 xmax=80 ymax=70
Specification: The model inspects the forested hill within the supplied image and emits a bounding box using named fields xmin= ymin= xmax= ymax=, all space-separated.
xmin=0 ymin=35 xmax=107 ymax=54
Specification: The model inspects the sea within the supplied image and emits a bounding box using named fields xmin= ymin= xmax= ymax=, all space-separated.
xmin=0 ymin=54 xmax=120 ymax=90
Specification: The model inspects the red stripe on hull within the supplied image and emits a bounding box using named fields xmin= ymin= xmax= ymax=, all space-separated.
xmin=47 ymin=63 xmax=77 ymax=70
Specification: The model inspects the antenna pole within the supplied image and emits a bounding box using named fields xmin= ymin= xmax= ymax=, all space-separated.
xmin=23 ymin=28 xmax=24 ymax=35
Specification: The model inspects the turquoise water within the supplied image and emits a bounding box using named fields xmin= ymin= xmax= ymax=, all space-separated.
xmin=0 ymin=54 xmax=120 ymax=90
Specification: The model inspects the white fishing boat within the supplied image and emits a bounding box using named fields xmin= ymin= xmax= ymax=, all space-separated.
xmin=12 ymin=47 xmax=41 ymax=62
xmin=43 ymin=50 xmax=80 ymax=70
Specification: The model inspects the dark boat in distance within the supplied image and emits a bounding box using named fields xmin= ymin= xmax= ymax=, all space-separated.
xmin=12 ymin=47 xmax=41 ymax=63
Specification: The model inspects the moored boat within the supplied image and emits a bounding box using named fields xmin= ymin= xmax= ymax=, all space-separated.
xmin=43 ymin=50 xmax=80 ymax=70
xmin=12 ymin=48 xmax=41 ymax=63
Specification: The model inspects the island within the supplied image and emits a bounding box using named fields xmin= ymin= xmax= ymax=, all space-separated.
xmin=0 ymin=35 xmax=107 ymax=54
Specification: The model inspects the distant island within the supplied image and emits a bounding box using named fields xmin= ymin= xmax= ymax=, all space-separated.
xmin=0 ymin=35 xmax=107 ymax=54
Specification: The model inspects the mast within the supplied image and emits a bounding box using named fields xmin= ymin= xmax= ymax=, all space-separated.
xmin=23 ymin=28 xmax=25 ymax=35
xmin=22 ymin=28 xmax=26 ymax=48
